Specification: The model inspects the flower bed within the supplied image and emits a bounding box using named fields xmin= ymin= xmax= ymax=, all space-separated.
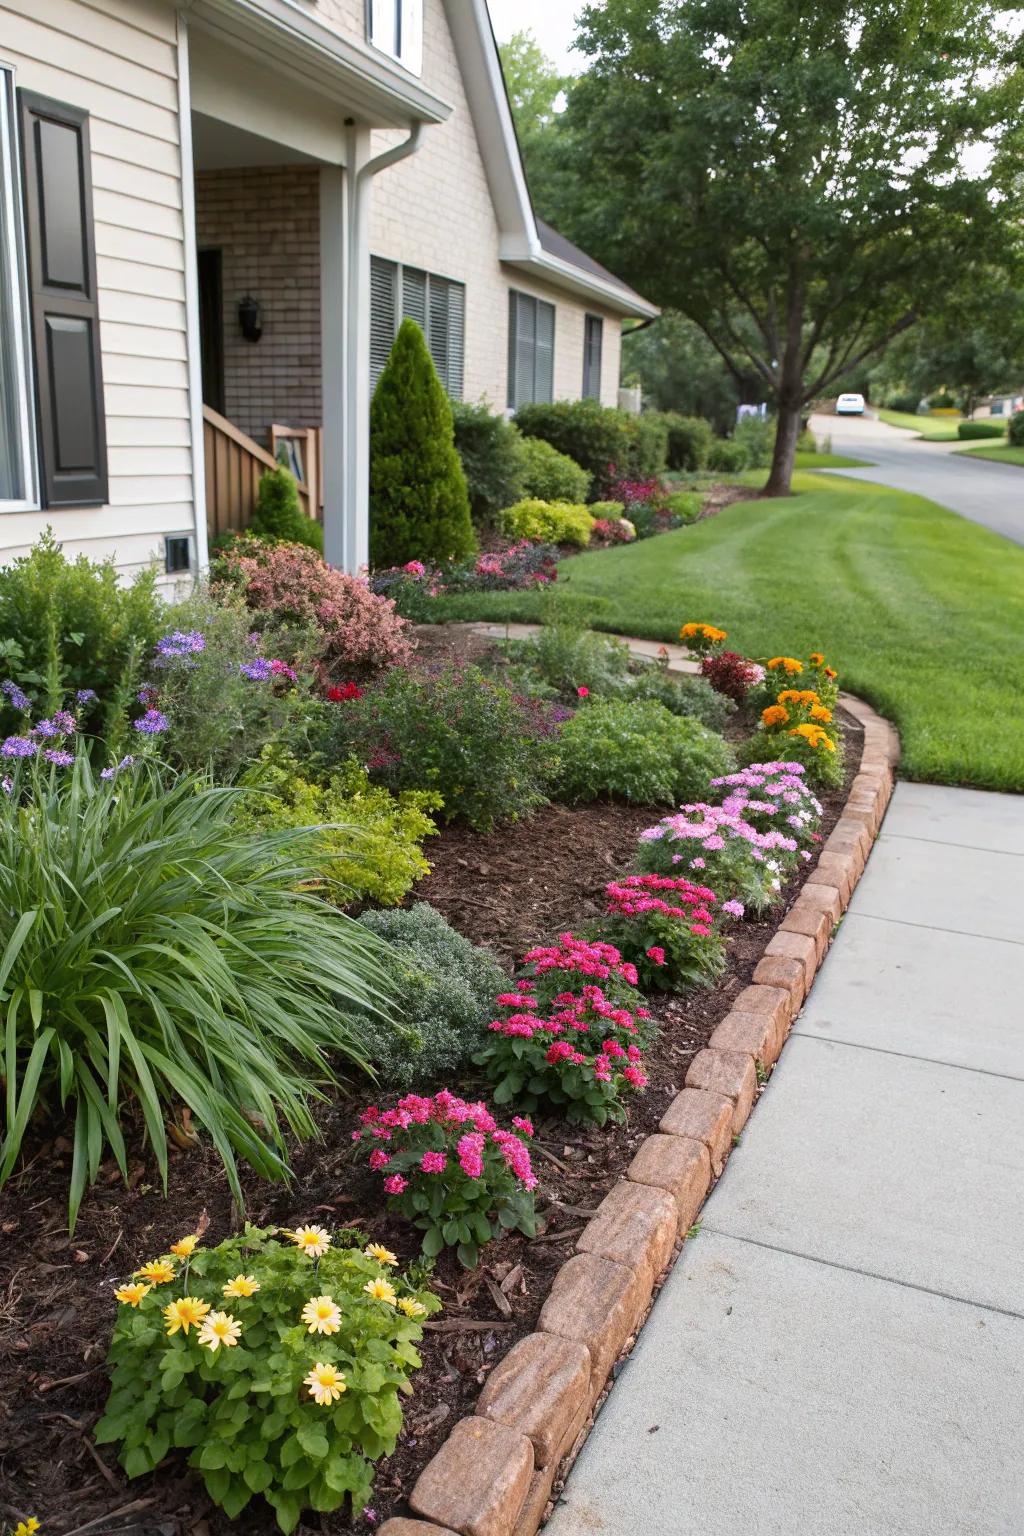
xmin=0 ymin=615 xmax=869 ymax=1536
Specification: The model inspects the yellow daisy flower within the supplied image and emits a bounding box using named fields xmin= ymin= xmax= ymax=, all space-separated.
xmin=301 ymin=1295 xmax=343 ymax=1335
xmin=363 ymin=1278 xmax=397 ymax=1306
xmin=14 ymin=1518 xmax=40 ymax=1535
xmin=304 ymin=1361 xmax=347 ymax=1406
xmin=223 ymin=1273 xmax=261 ymax=1299
xmin=289 ymin=1224 xmax=331 ymax=1259
xmin=364 ymin=1243 xmax=398 ymax=1267
xmin=170 ymin=1234 xmax=199 ymax=1259
xmin=114 ymin=1281 xmax=152 ymax=1308
xmin=197 ymin=1310 xmax=243 ymax=1352
xmin=397 ymin=1297 xmax=427 ymax=1319
xmin=135 ymin=1259 xmax=175 ymax=1286
xmin=163 ymin=1296 xmax=211 ymax=1336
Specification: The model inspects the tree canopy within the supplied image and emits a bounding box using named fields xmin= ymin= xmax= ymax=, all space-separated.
xmin=550 ymin=0 xmax=1024 ymax=491
xmin=498 ymin=30 xmax=571 ymax=225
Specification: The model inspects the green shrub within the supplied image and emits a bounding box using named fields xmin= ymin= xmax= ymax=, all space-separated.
xmin=148 ymin=592 xmax=318 ymax=782
xmin=514 ymin=399 xmax=667 ymax=498
xmin=237 ymin=748 xmax=441 ymax=907
xmin=308 ymin=662 xmax=560 ymax=831
xmin=370 ymin=319 xmax=476 ymax=566
xmin=885 ymin=392 xmax=921 ymax=413
xmin=707 ymin=438 xmax=748 ymax=473
xmin=0 ymin=754 xmax=391 ymax=1228
xmin=498 ymin=497 xmax=593 ymax=547
xmin=589 ymin=500 xmax=627 ymax=520
xmin=504 ymin=622 xmax=633 ymax=702
xmin=620 ymin=666 xmax=735 ymax=729
xmin=660 ymin=413 xmax=714 ymax=471
xmin=796 ymin=426 xmax=817 ymax=453
xmin=555 ymin=700 xmax=733 ymax=805
xmin=516 ymin=434 xmax=591 ymax=503
xmin=451 ymin=400 xmax=525 ymax=524
xmin=249 ymin=465 xmax=323 ymax=552
xmin=357 ymin=904 xmax=504 ymax=1088
xmin=957 ymin=420 xmax=1006 ymax=440
xmin=0 ymin=530 xmax=161 ymax=740
xmin=96 ymin=1225 xmax=438 ymax=1530
xmin=1008 ymin=411 xmax=1024 ymax=447
xmin=663 ymin=489 xmax=703 ymax=523
xmin=929 ymin=390 xmax=957 ymax=409
xmin=736 ymin=414 xmax=775 ymax=468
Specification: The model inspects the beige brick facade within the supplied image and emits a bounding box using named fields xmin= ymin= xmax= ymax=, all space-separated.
xmin=195 ymin=166 xmax=322 ymax=442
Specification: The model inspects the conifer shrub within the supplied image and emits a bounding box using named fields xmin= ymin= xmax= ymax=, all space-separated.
xmin=370 ymin=320 xmax=476 ymax=566
xmin=249 ymin=465 xmax=323 ymax=552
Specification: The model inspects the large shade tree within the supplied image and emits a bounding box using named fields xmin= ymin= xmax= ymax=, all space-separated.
xmin=557 ymin=0 xmax=1024 ymax=493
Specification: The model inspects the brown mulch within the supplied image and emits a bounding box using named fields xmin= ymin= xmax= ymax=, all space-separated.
xmin=0 ymin=674 xmax=863 ymax=1536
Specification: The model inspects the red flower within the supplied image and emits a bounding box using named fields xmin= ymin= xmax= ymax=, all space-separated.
xmin=327 ymin=682 xmax=363 ymax=702
xmin=576 ymin=686 xmax=590 ymax=698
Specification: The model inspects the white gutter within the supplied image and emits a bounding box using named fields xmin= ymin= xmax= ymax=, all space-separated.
xmin=501 ymin=241 xmax=661 ymax=320
xmin=176 ymin=12 xmax=209 ymax=576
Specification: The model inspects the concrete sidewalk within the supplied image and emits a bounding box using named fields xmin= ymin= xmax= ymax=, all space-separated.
xmin=547 ymin=782 xmax=1024 ymax=1536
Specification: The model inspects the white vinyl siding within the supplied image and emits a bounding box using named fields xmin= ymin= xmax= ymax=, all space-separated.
xmin=370 ymin=253 xmax=465 ymax=397
xmin=0 ymin=67 xmax=36 ymax=509
xmin=507 ymin=290 xmax=554 ymax=410
xmin=0 ymin=0 xmax=194 ymax=574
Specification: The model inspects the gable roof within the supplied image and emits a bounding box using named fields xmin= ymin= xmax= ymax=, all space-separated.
xmin=442 ymin=0 xmax=659 ymax=320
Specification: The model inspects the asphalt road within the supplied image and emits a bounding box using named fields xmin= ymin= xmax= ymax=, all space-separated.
xmin=809 ymin=411 xmax=1024 ymax=545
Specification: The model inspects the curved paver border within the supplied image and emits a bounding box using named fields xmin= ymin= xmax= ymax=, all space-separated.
xmin=381 ymin=646 xmax=900 ymax=1536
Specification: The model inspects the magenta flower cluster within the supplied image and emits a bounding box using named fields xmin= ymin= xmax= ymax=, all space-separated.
xmin=710 ymin=762 xmax=823 ymax=856
xmin=606 ymin=873 xmax=718 ymax=936
xmin=353 ymin=1090 xmax=537 ymax=1194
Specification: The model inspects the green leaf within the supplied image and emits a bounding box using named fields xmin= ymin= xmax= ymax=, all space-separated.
xmin=297 ymin=1422 xmax=329 ymax=1460
xmin=421 ymin=1225 xmax=444 ymax=1257
xmin=244 ymin=1459 xmax=274 ymax=1493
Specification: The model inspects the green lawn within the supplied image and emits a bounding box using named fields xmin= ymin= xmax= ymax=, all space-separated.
xmin=439 ymin=472 xmax=1024 ymax=791
xmin=953 ymin=442 xmax=1024 ymax=467
xmin=875 ymin=408 xmax=970 ymax=440
xmin=795 ymin=450 xmax=871 ymax=468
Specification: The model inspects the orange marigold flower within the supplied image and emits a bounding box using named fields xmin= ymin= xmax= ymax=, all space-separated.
xmin=680 ymin=622 xmax=727 ymax=643
xmin=767 ymin=656 xmax=804 ymax=674
xmin=777 ymin=689 xmax=819 ymax=707
xmin=825 ymin=666 xmax=837 ymax=679
xmin=810 ymin=704 xmax=833 ymax=723
xmin=809 ymin=652 xmax=825 ymax=666
xmin=762 ymin=704 xmax=790 ymax=728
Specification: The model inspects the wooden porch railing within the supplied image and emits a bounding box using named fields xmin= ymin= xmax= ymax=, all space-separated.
xmin=203 ymin=405 xmax=322 ymax=543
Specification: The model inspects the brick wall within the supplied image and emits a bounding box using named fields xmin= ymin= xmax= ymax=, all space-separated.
xmin=195 ymin=167 xmax=322 ymax=442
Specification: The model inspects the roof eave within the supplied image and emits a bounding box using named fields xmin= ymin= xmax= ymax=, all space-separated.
xmin=185 ymin=0 xmax=453 ymax=126
xmin=501 ymin=239 xmax=660 ymax=320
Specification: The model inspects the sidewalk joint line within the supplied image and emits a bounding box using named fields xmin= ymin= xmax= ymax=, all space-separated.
xmin=848 ymin=910 xmax=1024 ymax=949
xmin=699 ymin=1228 xmax=1024 ymax=1323
xmin=791 ymin=1031 xmax=1024 ymax=1084
xmin=880 ymin=831 xmax=1024 ymax=859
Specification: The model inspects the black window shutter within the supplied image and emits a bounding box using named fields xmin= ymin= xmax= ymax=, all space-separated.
xmin=583 ymin=314 xmax=603 ymax=399
xmin=19 ymin=91 xmax=107 ymax=508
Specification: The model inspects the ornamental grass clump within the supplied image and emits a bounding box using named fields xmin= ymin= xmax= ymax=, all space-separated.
xmin=475 ymin=936 xmax=653 ymax=1127
xmin=599 ymin=874 xmax=727 ymax=991
xmin=353 ymin=1091 xmax=538 ymax=1268
xmin=0 ymin=747 xmax=391 ymax=1228
xmin=96 ymin=1224 xmax=438 ymax=1531
xmin=634 ymin=801 xmax=797 ymax=913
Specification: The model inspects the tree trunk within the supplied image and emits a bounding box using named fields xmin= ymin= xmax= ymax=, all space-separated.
xmin=763 ymin=395 xmax=803 ymax=497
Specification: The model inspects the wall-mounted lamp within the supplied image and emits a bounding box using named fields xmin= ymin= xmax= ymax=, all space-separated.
xmin=238 ymin=294 xmax=263 ymax=343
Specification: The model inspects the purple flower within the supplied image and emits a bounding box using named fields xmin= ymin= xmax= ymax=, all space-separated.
xmin=32 ymin=718 xmax=60 ymax=737
xmin=44 ymin=748 xmax=75 ymax=767
xmin=53 ymin=710 xmax=77 ymax=733
xmin=247 ymin=631 xmax=261 ymax=647
xmin=2 ymin=735 xmax=37 ymax=757
xmin=240 ymin=657 xmax=272 ymax=681
xmin=722 ymin=899 xmax=746 ymax=918
xmin=100 ymin=754 xmax=135 ymax=781
xmin=156 ymin=629 xmax=205 ymax=658
xmin=2 ymin=680 xmax=31 ymax=712
xmin=1 ymin=775 xmax=11 ymax=794
xmin=133 ymin=709 xmax=169 ymax=735
xmin=76 ymin=688 xmax=97 ymax=704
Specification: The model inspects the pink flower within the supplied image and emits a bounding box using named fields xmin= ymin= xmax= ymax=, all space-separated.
xmin=646 ymin=946 xmax=666 ymax=966
xmin=420 ymin=1150 xmax=447 ymax=1174
xmin=576 ymin=686 xmax=590 ymax=698
xmin=512 ymin=1115 xmax=534 ymax=1137
xmin=383 ymin=1174 xmax=408 ymax=1195
xmin=457 ymin=1132 xmax=485 ymax=1179
xmin=722 ymin=899 xmax=745 ymax=918
xmin=368 ymin=1149 xmax=391 ymax=1170
xmin=623 ymin=1065 xmax=648 ymax=1088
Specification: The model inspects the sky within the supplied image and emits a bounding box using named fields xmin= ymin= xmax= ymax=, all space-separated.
xmin=485 ymin=0 xmax=585 ymax=75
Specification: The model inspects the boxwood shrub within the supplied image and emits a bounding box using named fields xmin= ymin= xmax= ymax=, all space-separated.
xmin=498 ymin=497 xmax=594 ymax=547
xmin=517 ymin=434 xmax=592 ymax=503
xmin=1008 ymin=411 xmax=1024 ymax=447
xmin=957 ymin=420 xmax=1006 ymax=440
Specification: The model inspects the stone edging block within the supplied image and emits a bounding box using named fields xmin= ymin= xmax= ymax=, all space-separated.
xmin=401 ymin=670 xmax=900 ymax=1536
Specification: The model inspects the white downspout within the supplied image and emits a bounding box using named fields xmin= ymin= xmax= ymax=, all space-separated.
xmin=338 ymin=120 xmax=422 ymax=573
xmin=176 ymin=11 xmax=209 ymax=577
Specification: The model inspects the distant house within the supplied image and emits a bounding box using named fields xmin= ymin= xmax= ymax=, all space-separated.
xmin=0 ymin=0 xmax=656 ymax=577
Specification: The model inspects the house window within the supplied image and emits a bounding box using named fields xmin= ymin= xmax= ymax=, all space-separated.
xmin=507 ymin=291 xmax=555 ymax=410
xmin=367 ymin=0 xmax=423 ymax=76
xmin=0 ymin=68 xmax=36 ymax=510
xmin=370 ymin=255 xmax=465 ymax=397
xmin=583 ymin=314 xmax=603 ymax=400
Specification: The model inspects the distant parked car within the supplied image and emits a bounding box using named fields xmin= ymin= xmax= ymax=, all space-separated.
xmin=836 ymin=392 xmax=866 ymax=416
